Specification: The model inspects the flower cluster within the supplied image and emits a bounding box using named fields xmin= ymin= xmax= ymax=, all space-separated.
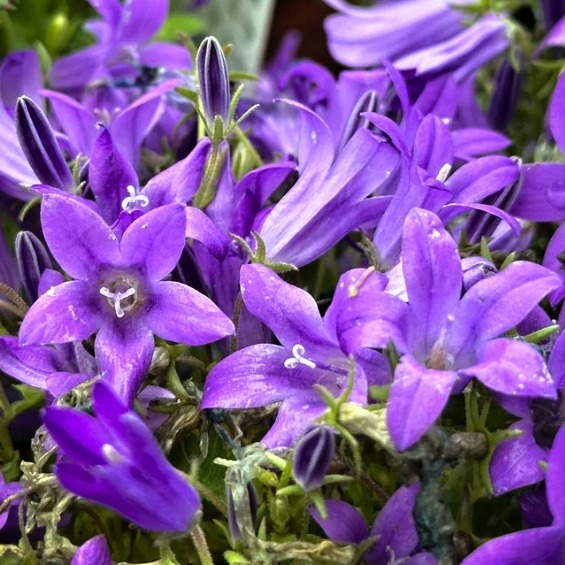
xmin=0 ymin=0 xmax=565 ymax=563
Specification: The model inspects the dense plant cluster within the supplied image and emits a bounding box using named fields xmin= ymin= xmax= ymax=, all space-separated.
xmin=0 ymin=0 xmax=565 ymax=563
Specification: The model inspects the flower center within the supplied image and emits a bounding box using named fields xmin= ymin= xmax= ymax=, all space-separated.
xmin=122 ymin=185 xmax=149 ymax=212
xmin=426 ymin=316 xmax=455 ymax=371
xmin=284 ymin=344 xmax=348 ymax=377
xmin=99 ymin=274 xmax=140 ymax=318
xmin=101 ymin=443 xmax=125 ymax=464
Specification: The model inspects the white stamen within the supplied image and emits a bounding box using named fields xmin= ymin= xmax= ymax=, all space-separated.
xmin=100 ymin=286 xmax=136 ymax=318
xmin=102 ymin=443 xmax=124 ymax=464
xmin=121 ymin=185 xmax=149 ymax=212
xmin=284 ymin=344 xmax=317 ymax=370
xmin=436 ymin=162 xmax=452 ymax=183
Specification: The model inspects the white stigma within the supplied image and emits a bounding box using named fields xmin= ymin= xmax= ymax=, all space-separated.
xmin=284 ymin=344 xmax=317 ymax=370
xmin=100 ymin=286 xmax=136 ymax=318
xmin=121 ymin=185 xmax=149 ymax=212
xmin=436 ymin=162 xmax=452 ymax=183
xmin=101 ymin=443 xmax=124 ymax=464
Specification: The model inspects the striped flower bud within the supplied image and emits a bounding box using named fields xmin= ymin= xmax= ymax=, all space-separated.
xmin=15 ymin=231 xmax=53 ymax=303
xmin=196 ymin=36 xmax=230 ymax=132
xmin=15 ymin=96 xmax=74 ymax=190
xmin=293 ymin=426 xmax=335 ymax=492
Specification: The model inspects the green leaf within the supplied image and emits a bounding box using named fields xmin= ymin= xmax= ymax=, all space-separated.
xmin=11 ymin=385 xmax=44 ymax=417
xmin=155 ymin=13 xmax=205 ymax=41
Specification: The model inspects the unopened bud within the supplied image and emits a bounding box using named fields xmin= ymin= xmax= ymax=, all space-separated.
xmin=488 ymin=57 xmax=522 ymax=131
xmin=196 ymin=37 xmax=230 ymax=131
xmin=292 ymin=426 xmax=335 ymax=492
xmin=15 ymin=96 xmax=74 ymax=191
xmin=15 ymin=231 xmax=53 ymax=303
xmin=226 ymin=468 xmax=258 ymax=543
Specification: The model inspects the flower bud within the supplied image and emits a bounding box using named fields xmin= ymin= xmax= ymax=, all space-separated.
xmin=15 ymin=96 xmax=74 ymax=191
xmin=488 ymin=57 xmax=522 ymax=132
xmin=226 ymin=469 xmax=258 ymax=543
xmin=196 ymin=36 xmax=230 ymax=130
xmin=541 ymin=0 xmax=565 ymax=30
xmin=15 ymin=231 xmax=53 ymax=304
xmin=293 ymin=426 xmax=335 ymax=492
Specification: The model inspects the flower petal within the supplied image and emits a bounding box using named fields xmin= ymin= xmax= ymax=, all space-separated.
xmin=458 ymin=261 xmax=561 ymax=344
xmin=369 ymin=484 xmax=420 ymax=562
xmin=44 ymin=407 xmax=107 ymax=466
xmin=40 ymin=194 xmax=120 ymax=280
xmin=147 ymin=281 xmax=234 ymax=345
xmin=240 ymin=264 xmax=335 ymax=353
xmin=489 ymin=420 xmax=547 ymax=496
xmin=309 ymin=499 xmax=368 ymax=544
xmin=460 ymin=526 xmax=565 ymax=565
xmin=401 ymin=208 xmax=461 ymax=357
xmin=120 ymin=203 xmax=186 ymax=281
xmin=547 ymin=424 xmax=565 ymax=526
xmin=201 ymin=344 xmax=318 ymax=410
xmin=387 ymin=354 xmax=458 ymax=451
xmin=468 ymin=338 xmax=555 ymax=398
xmin=94 ymin=319 xmax=154 ymax=404
xmin=89 ymin=128 xmax=139 ymax=224
xmin=71 ymin=535 xmax=112 ymax=565
xmin=19 ymin=281 xmax=102 ymax=346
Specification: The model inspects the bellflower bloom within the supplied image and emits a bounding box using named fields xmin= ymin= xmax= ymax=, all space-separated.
xmin=18 ymin=195 xmax=234 ymax=402
xmin=258 ymin=102 xmax=399 ymax=267
xmin=323 ymin=0 xmax=468 ymax=68
xmin=338 ymin=208 xmax=560 ymax=450
xmin=201 ymin=264 xmax=389 ymax=447
xmin=50 ymin=0 xmax=190 ymax=92
xmin=461 ymin=423 xmax=565 ymax=564
xmin=44 ymin=381 xmax=200 ymax=533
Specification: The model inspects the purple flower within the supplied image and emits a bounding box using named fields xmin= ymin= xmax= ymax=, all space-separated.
xmin=338 ymin=208 xmax=560 ymax=450
xmin=44 ymin=380 xmax=200 ymax=533
xmin=461 ymin=423 xmax=565 ymax=564
xmin=201 ymin=264 xmax=389 ymax=447
xmin=323 ymin=0 xmax=466 ymax=68
xmin=50 ymin=0 xmax=190 ymax=93
xmin=18 ymin=195 xmax=234 ymax=402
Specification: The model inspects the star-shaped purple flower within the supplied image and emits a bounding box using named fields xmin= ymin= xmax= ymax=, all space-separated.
xmin=339 ymin=208 xmax=560 ymax=450
xmin=19 ymin=195 xmax=234 ymax=402
xmin=200 ymin=264 xmax=389 ymax=447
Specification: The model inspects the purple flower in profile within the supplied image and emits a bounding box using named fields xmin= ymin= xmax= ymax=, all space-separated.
xmin=44 ymin=381 xmax=200 ymax=533
xmin=461 ymin=423 xmax=565 ymax=564
xmin=339 ymin=208 xmax=560 ymax=450
xmin=310 ymin=484 xmax=435 ymax=564
xmin=18 ymin=194 xmax=234 ymax=402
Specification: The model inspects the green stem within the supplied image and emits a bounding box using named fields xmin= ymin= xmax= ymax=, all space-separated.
xmin=191 ymin=524 xmax=214 ymax=565
xmin=193 ymin=142 xmax=223 ymax=209
xmin=166 ymin=362 xmax=190 ymax=402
